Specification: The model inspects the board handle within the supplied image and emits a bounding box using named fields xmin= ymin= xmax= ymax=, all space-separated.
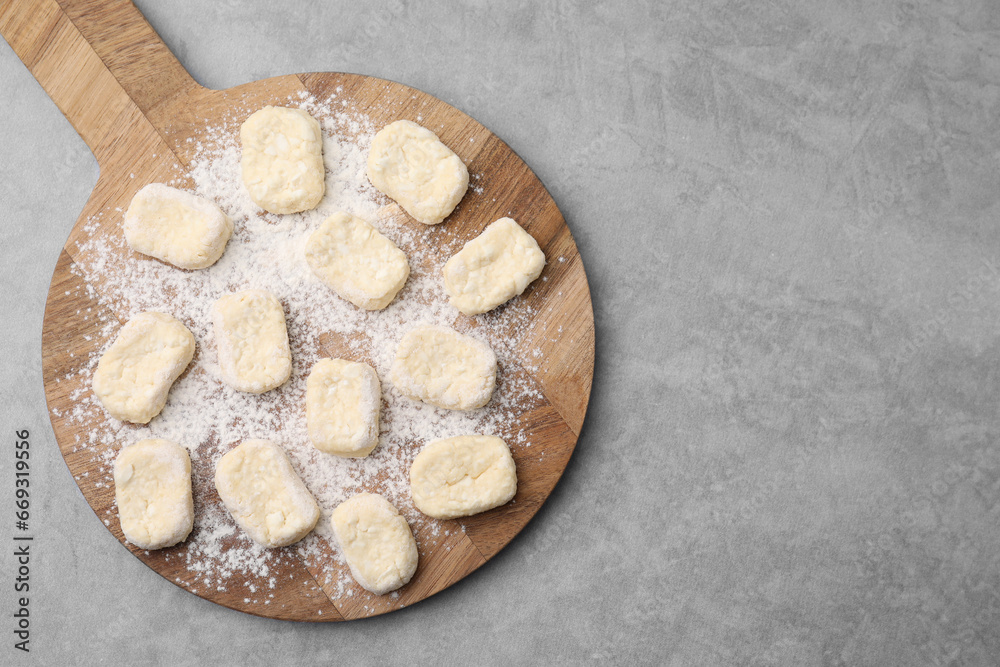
xmin=0 ymin=0 xmax=200 ymax=167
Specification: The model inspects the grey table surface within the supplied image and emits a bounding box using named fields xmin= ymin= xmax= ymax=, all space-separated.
xmin=3 ymin=0 xmax=1000 ymax=664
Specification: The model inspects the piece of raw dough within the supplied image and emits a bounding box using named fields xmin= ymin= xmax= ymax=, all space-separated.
xmin=240 ymin=106 xmax=325 ymax=214
xmin=390 ymin=325 xmax=496 ymax=410
xmin=306 ymin=358 xmax=381 ymax=458
xmin=409 ymin=435 xmax=517 ymax=520
xmin=366 ymin=119 xmax=469 ymax=225
xmin=114 ymin=438 xmax=194 ymax=549
xmin=92 ymin=312 xmax=195 ymax=424
xmin=124 ymin=183 xmax=233 ymax=269
xmin=305 ymin=211 xmax=409 ymax=310
xmin=443 ymin=217 xmax=545 ymax=315
xmin=331 ymin=493 xmax=418 ymax=595
xmin=212 ymin=289 xmax=292 ymax=393
xmin=214 ymin=439 xmax=320 ymax=547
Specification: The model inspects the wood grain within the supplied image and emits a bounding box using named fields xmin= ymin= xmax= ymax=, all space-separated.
xmin=7 ymin=0 xmax=594 ymax=620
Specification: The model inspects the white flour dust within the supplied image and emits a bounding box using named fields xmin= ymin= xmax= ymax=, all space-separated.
xmin=56 ymin=90 xmax=546 ymax=604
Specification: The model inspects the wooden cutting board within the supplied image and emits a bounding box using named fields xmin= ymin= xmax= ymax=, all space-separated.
xmin=4 ymin=0 xmax=594 ymax=621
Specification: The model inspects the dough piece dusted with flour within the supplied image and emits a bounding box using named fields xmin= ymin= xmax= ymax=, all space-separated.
xmin=443 ymin=217 xmax=545 ymax=315
xmin=390 ymin=324 xmax=496 ymax=410
xmin=114 ymin=439 xmax=194 ymax=549
xmin=306 ymin=358 xmax=381 ymax=458
xmin=92 ymin=312 xmax=195 ymax=424
xmin=240 ymin=106 xmax=325 ymax=214
xmin=366 ymin=120 xmax=469 ymax=225
xmin=304 ymin=211 xmax=409 ymax=310
xmin=410 ymin=435 xmax=517 ymax=520
xmin=124 ymin=183 xmax=233 ymax=269
xmin=214 ymin=439 xmax=320 ymax=547
xmin=331 ymin=493 xmax=418 ymax=595
xmin=212 ymin=289 xmax=291 ymax=393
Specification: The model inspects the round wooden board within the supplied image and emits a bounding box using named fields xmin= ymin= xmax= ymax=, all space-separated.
xmin=24 ymin=2 xmax=594 ymax=622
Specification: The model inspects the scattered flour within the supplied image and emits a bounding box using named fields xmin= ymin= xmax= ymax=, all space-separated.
xmin=60 ymin=91 xmax=546 ymax=609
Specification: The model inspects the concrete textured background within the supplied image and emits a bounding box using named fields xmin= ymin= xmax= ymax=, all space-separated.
xmin=3 ymin=0 xmax=1000 ymax=664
